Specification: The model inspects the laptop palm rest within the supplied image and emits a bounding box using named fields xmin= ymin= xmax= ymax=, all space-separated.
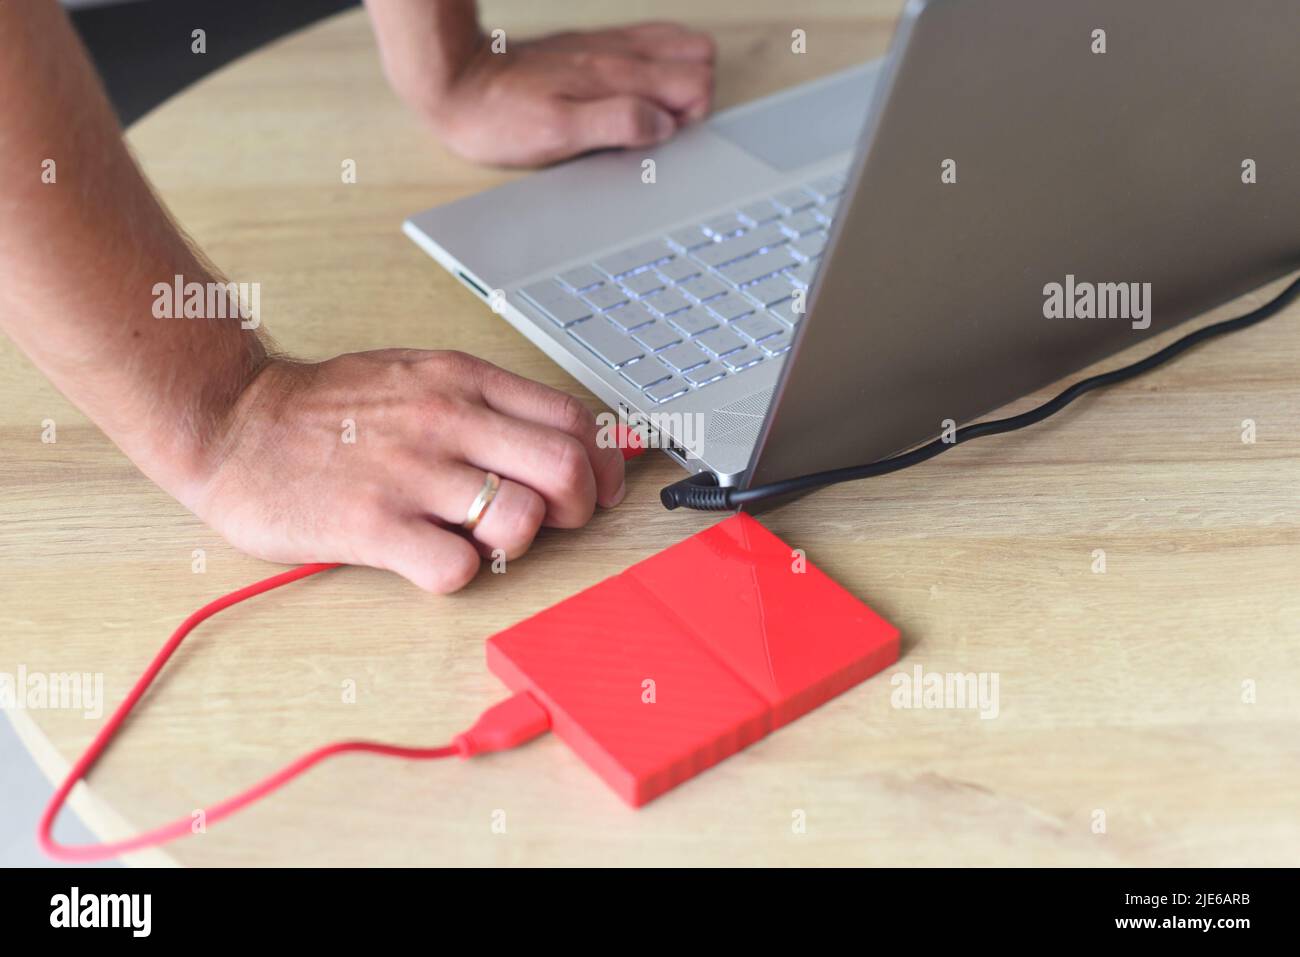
xmin=710 ymin=62 xmax=879 ymax=170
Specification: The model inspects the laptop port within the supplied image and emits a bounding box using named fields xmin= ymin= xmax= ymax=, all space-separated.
xmin=457 ymin=271 xmax=490 ymax=300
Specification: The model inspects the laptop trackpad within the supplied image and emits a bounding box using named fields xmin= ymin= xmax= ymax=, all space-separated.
xmin=709 ymin=62 xmax=880 ymax=171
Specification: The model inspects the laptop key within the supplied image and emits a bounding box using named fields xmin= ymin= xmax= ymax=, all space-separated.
xmin=743 ymin=276 xmax=796 ymax=308
xmin=719 ymin=248 xmax=799 ymax=287
xmin=519 ymin=279 xmax=594 ymax=328
xmin=738 ymin=199 xmax=783 ymax=225
xmin=557 ymin=265 xmax=605 ymax=291
xmin=696 ymin=326 xmax=747 ymax=357
xmin=733 ymin=312 xmax=784 ymax=343
xmin=683 ymin=362 xmax=727 ymax=386
xmin=692 ymin=224 xmax=787 ymax=269
xmin=645 ymin=376 xmax=690 ymax=403
xmin=622 ymin=271 xmax=665 ymax=297
xmin=787 ymin=261 xmax=819 ymax=288
xmin=772 ymin=187 xmax=816 ymax=213
xmin=780 ymin=210 xmax=823 ymax=237
xmin=620 ymin=357 xmax=672 ymax=390
xmin=642 ymin=288 xmax=692 ymax=317
xmin=761 ymin=332 xmax=794 ymax=355
xmin=722 ymin=347 xmax=765 ymax=371
xmin=658 ymin=257 xmax=702 ymax=283
xmin=582 ymin=284 xmax=630 ymax=311
xmin=703 ymin=214 xmax=746 ymax=238
xmin=568 ymin=317 xmax=643 ymax=368
xmin=659 ymin=341 xmax=710 ymax=373
xmin=789 ymin=232 xmax=828 ymax=261
xmin=596 ymin=239 xmax=673 ymax=278
xmin=770 ymin=299 xmax=804 ymax=325
xmin=667 ymin=226 xmax=712 ymax=252
xmin=606 ymin=301 xmax=656 ymax=332
xmin=679 ymin=273 xmax=728 ymax=303
xmin=705 ymin=292 xmax=755 ymax=322
xmin=667 ymin=305 xmax=719 ymax=337
xmin=632 ymin=322 xmax=681 ymax=351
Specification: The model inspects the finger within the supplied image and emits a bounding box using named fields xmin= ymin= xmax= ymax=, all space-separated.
xmin=370 ymin=518 xmax=481 ymax=594
xmin=555 ymin=94 xmax=677 ymax=156
xmin=419 ymin=463 xmax=547 ymax=561
xmin=472 ymin=364 xmax=626 ymax=508
xmin=448 ymin=403 xmax=602 ymax=528
xmin=559 ymin=54 xmax=712 ymax=117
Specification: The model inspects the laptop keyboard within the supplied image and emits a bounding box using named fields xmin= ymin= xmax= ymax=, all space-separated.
xmin=518 ymin=170 xmax=846 ymax=404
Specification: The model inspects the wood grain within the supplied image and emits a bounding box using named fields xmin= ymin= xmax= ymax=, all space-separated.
xmin=2 ymin=1 xmax=1297 ymax=866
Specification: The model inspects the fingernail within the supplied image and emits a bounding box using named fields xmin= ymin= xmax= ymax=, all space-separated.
xmin=608 ymin=480 xmax=627 ymax=507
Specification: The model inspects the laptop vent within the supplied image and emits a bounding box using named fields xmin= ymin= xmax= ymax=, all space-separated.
xmin=705 ymin=389 xmax=773 ymax=448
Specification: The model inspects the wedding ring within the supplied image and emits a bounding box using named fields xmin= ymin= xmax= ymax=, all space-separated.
xmin=462 ymin=472 xmax=501 ymax=531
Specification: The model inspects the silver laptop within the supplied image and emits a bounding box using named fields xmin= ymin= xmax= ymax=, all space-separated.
xmin=405 ymin=0 xmax=1300 ymax=493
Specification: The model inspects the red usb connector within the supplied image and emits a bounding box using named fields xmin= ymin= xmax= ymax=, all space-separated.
xmin=453 ymin=691 xmax=550 ymax=757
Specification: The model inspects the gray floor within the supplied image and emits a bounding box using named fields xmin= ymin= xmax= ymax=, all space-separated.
xmin=1 ymin=715 xmax=119 ymax=867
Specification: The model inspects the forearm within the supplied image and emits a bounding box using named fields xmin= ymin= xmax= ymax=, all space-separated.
xmin=363 ymin=0 xmax=483 ymax=112
xmin=0 ymin=1 xmax=265 ymax=500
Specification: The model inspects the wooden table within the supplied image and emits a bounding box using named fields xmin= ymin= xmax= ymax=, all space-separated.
xmin=3 ymin=0 xmax=1298 ymax=867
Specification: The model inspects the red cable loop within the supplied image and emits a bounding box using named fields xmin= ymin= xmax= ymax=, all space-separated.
xmin=37 ymin=563 xmax=464 ymax=862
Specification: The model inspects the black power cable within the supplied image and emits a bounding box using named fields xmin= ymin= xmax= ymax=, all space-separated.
xmin=661 ymin=273 xmax=1300 ymax=511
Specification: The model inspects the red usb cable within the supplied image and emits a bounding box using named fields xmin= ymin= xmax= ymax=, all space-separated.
xmin=37 ymin=563 xmax=550 ymax=863
xmin=39 ymin=430 xmax=645 ymax=861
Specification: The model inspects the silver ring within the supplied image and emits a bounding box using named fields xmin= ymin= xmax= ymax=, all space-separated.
xmin=462 ymin=472 xmax=501 ymax=531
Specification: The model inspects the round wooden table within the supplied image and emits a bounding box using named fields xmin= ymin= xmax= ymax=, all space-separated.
xmin=3 ymin=0 xmax=1298 ymax=866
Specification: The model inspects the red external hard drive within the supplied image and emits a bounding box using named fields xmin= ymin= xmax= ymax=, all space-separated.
xmin=486 ymin=513 xmax=900 ymax=807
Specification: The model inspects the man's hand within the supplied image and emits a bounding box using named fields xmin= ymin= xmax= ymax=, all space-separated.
xmin=421 ymin=25 xmax=717 ymax=167
xmin=0 ymin=1 xmax=631 ymax=596
xmin=367 ymin=0 xmax=716 ymax=166
xmin=190 ymin=351 xmax=627 ymax=593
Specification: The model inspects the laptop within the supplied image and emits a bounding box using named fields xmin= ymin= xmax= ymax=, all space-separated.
xmin=404 ymin=0 xmax=1300 ymax=493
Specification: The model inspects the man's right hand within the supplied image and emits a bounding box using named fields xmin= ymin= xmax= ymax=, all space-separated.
xmin=186 ymin=350 xmax=627 ymax=593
